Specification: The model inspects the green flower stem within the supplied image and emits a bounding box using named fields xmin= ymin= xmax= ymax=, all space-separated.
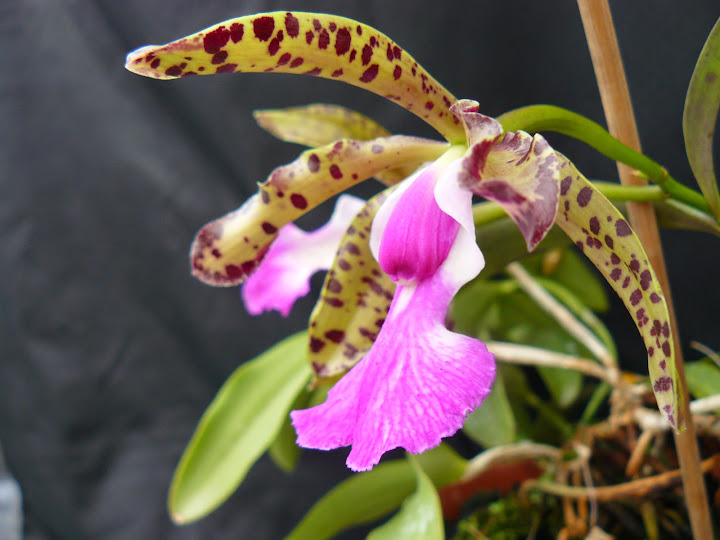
xmin=472 ymin=182 xmax=672 ymax=227
xmin=497 ymin=105 xmax=713 ymax=215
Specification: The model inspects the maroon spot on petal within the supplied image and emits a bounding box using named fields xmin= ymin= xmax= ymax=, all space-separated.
xmin=313 ymin=19 xmax=322 ymax=31
xmin=225 ymin=264 xmax=242 ymax=280
xmin=589 ymin=216 xmax=600 ymax=235
xmin=615 ymin=219 xmax=632 ymax=237
xmin=349 ymin=49 xmax=357 ymax=62
xmin=359 ymin=328 xmax=377 ymax=341
xmin=564 ymin=200 xmax=570 ymax=212
xmin=203 ymin=26 xmax=230 ymax=54
xmin=622 ymin=276 xmax=630 ymax=288
xmin=329 ymin=22 xmax=337 ymax=32
xmin=393 ymin=46 xmax=402 ymax=60
xmin=305 ymin=67 xmax=322 ymax=76
xmin=375 ymin=318 xmax=385 ymax=328
xmin=560 ymin=176 xmax=572 ymax=195
xmin=659 ymin=359 xmax=666 ymax=370
xmin=253 ymin=16 xmax=275 ymax=41
xmin=150 ymin=58 xmax=160 ymax=69
xmin=575 ymin=240 xmax=584 ymax=252
xmin=165 ymin=65 xmax=183 ymax=76
xmin=181 ymin=71 xmax=196 ymax=77
xmin=284 ymin=13 xmax=299 ymax=38
xmin=211 ymin=51 xmax=228 ymax=64
xmin=344 ymin=242 xmax=360 ymax=255
xmin=639 ymin=269 xmax=652 ymax=290
xmin=605 ymin=235 xmax=614 ymax=249
xmin=290 ymin=57 xmax=304 ymax=68
xmin=327 ymin=278 xmax=342 ymax=293
xmin=310 ymin=338 xmax=325 ymax=353
xmin=393 ymin=65 xmax=402 ymax=80
xmin=629 ymin=259 xmax=640 ymax=273
xmin=662 ymin=322 xmax=670 ymax=338
xmin=386 ymin=43 xmax=394 ymax=61
xmin=359 ymin=64 xmax=379 ymax=83
xmin=653 ymin=376 xmax=672 ymax=393
xmin=576 ymin=186 xmax=593 ymax=207
xmin=305 ymin=30 xmax=314 ymax=45
xmin=268 ymin=37 xmax=281 ymax=56
xmin=290 ymin=193 xmax=308 ymax=209
xmin=610 ymin=268 xmax=622 ymax=281
xmin=370 ymin=36 xmax=377 ymax=47
xmin=371 ymin=144 xmax=383 ymax=154
xmin=338 ymin=259 xmax=351 ymax=271
xmin=331 ymin=68 xmax=343 ymax=77
xmin=361 ymin=44 xmax=373 ymax=65
xmin=662 ymin=341 xmax=671 ymax=357
xmin=325 ymin=329 xmax=345 ymax=343
xmin=277 ymin=52 xmax=291 ymax=66
xmin=630 ymin=289 xmax=642 ymax=306
xmin=230 ymin=22 xmax=244 ymax=43
xmin=215 ymin=63 xmax=238 ymax=73
xmin=649 ymin=346 xmax=655 ymax=356
xmin=308 ymin=154 xmax=320 ymax=172
xmin=425 ymin=101 xmax=434 ymax=110
xmin=318 ymin=28 xmax=330 ymax=49
xmin=261 ymin=222 xmax=277 ymax=234
xmin=610 ymin=253 xmax=620 ymax=265
xmin=329 ymin=164 xmax=343 ymax=179
xmin=326 ymin=298 xmax=344 ymax=308
xmin=356 ymin=25 xmax=362 ymax=35
xmin=335 ymin=27 xmax=351 ymax=55
xmin=650 ymin=292 xmax=661 ymax=303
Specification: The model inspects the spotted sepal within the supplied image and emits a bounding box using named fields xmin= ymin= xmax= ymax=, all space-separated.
xmin=191 ymin=136 xmax=446 ymax=286
xmin=554 ymin=155 xmax=683 ymax=430
xmin=308 ymin=190 xmax=396 ymax=384
xmin=253 ymin=103 xmax=419 ymax=185
xmin=125 ymin=12 xmax=465 ymax=142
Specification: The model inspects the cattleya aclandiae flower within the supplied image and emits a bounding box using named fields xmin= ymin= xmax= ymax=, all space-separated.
xmin=126 ymin=10 xmax=682 ymax=470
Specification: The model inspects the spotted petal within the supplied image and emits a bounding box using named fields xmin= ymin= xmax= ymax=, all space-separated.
xmin=125 ymin=12 xmax=464 ymax=142
xmin=254 ymin=104 xmax=419 ymax=185
xmin=453 ymin=100 xmax=560 ymax=251
xmin=554 ymin=155 xmax=682 ymax=430
xmin=308 ymin=191 xmax=396 ymax=382
xmin=191 ymin=136 xmax=446 ymax=286
xmin=241 ymin=195 xmax=366 ymax=316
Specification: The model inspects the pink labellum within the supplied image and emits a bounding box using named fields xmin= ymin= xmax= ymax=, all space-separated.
xmin=241 ymin=195 xmax=365 ymax=316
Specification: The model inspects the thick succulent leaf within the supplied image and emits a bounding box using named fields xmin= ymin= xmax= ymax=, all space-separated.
xmin=454 ymin=101 xmax=560 ymax=251
xmin=554 ymin=155 xmax=683 ymax=430
xmin=308 ymin=190 xmax=396 ymax=383
xmin=366 ymin=456 xmax=444 ymax=540
xmin=268 ymin=387 xmax=312 ymax=473
xmin=253 ymin=103 xmax=420 ymax=185
xmin=125 ymin=12 xmax=465 ymax=142
xmin=683 ymin=16 xmax=720 ymax=218
xmin=190 ymin=136 xmax=446 ymax=286
xmin=286 ymin=444 xmax=465 ymax=540
xmin=168 ymin=332 xmax=310 ymax=523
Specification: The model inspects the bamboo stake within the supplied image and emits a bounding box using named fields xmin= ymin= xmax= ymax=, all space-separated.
xmin=576 ymin=1 xmax=713 ymax=537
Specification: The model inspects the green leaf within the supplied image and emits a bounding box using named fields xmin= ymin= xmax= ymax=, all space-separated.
xmin=523 ymin=249 xmax=609 ymax=312
xmin=685 ymin=359 xmax=720 ymax=401
xmin=169 ymin=332 xmax=311 ymax=523
xmin=286 ymin=445 xmax=465 ymax=540
xmin=463 ymin=368 xmax=516 ymax=447
xmin=268 ymin=388 xmax=312 ymax=473
xmin=367 ymin=456 xmax=444 ymax=540
xmin=684 ymin=16 xmax=720 ymax=219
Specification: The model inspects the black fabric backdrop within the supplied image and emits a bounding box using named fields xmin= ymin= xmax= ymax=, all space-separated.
xmin=1 ymin=1 xmax=718 ymax=538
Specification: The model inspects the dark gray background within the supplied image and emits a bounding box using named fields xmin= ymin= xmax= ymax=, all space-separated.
xmin=1 ymin=1 xmax=718 ymax=538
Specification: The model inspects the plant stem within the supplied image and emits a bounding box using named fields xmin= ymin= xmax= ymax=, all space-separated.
xmin=577 ymin=1 xmax=712 ymax=537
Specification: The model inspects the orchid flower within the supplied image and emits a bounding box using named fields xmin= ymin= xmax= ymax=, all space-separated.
xmin=126 ymin=11 xmax=682 ymax=471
